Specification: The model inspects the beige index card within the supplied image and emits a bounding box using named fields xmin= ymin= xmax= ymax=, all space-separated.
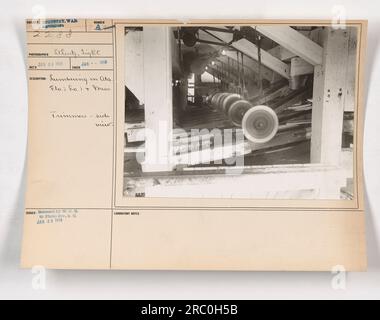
xmin=21 ymin=19 xmax=368 ymax=271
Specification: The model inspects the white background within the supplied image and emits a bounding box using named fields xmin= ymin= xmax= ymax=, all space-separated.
xmin=1 ymin=0 xmax=380 ymax=300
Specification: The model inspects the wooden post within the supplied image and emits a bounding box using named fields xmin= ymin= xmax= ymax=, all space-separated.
xmin=311 ymin=28 xmax=350 ymax=165
xmin=268 ymin=45 xmax=296 ymax=61
xmin=290 ymin=57 xmax=313 ymax=77
xmin=142 ymin=26 xmax=174 ymax=172
xmin=344 ymin=27 xmax=358 ymax=112
xmin=125 ymin=29 xmax=144 ymax=103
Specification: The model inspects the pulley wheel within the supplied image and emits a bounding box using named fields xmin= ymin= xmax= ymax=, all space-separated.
xmin=222 ymin=94 xmax=241 ymax=115
xmin=182 ymin=31 xmax=197 ymax=47
xmin=242 ymin=105 xmax=279 ymax=143
xmin=210 ymin=93 xmax=222 ymax=109
xmin=206 ymin=92 xmax=215 ymax=105
xmin=216 ymin=93 xmax=230 ymax=110
xmin=228 ymin=100 xmax=252 ymax=127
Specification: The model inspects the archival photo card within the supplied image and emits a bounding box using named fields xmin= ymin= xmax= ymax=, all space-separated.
xmin=21 ymin=19 xmax=367 ymax=271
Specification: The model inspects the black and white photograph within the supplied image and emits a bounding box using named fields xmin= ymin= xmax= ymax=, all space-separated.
xmin=123 ymin=24 xmax=357 ymax=200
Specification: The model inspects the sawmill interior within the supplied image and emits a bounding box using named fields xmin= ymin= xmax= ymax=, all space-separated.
xmin=123 ymin=25 xmax=357 ymax=200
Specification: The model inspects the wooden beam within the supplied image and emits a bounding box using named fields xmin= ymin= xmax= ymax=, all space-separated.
xmin=198 ymin=29 xmax=290 ymax=79
xmin=268 ymin=45 xmax=296 ymax=61
xmin=197 ymin=31 xmax=276 ymax=81
xmin=344 ymin=27 xmax=358 ymax=112
xmin=197 ymin=29 xmax=234 ymax=46
xmin=290 ymin=57 xmax=314 ymax=77
xmin=199 ymin=48 xmax=265 ymax=81
xmin=125 ymin=30 xmax=144 ymax=103
xmin=255 ymin=26 xmax=323 ymax=66
xmin=124 ymin=164 xmax=347 ymax=199
xmin=219 ymin=51 xmax=274 ymax=81
xmin=232 ymin=39 xmax=290 ymax=79
xmin=142 ymin=27 xmax=174 ymax=172
xmin=311 ymin=28 xmax=350 ymax=164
